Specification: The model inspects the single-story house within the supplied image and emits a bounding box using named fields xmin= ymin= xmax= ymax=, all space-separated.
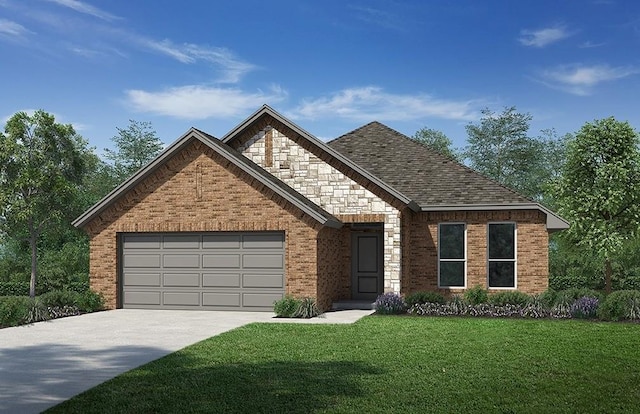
xmin=73 ymin=105 xmax=568 ymax=311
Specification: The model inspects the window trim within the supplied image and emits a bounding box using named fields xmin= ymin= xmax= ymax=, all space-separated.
xmin=486 ymin=222 xmax=517 ymax=290
xmin=438 ymin=222 xmax=467 ymax=289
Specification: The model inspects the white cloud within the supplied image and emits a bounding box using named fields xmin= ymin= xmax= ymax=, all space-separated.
xmin=0 ymin=18 xmax=31 ymax=38
xmin=45 ymin=0 xmax=121 ymax=22
xmin=288 ymin=86 xmax=480 ymax=122
xmin=537 ymin=64 xmax=638 ymax=95
xmin=579 ymin=40 xmax=605 ymax=48
xmin=518 ymin=24 xmax=572 ymax=48
xmin=140 ymin=39 xmax=257 ymax=83
xmin=125 ymin=85 xmax=288 ymax=119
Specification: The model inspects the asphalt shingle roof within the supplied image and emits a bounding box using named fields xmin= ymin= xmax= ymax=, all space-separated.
xmin=327 ymin=121 xmax=533 ymax=207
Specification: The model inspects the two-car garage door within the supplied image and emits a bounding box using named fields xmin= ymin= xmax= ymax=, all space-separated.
xmin=121 ymin=232 xmax=285 ymax=311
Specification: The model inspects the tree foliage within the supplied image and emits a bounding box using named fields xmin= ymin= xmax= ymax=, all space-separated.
xmin=554 ymin=117 xmax=640 ymax=292
xmin=464 ymin=106 xmax=560 ymax=201
xmin=411 ymin=127 xmax=460 ymax=160
xmin=0 ymin=111 xmax=85 ymax=297
xmin=104 ymin=120 xmax=163 ymax=181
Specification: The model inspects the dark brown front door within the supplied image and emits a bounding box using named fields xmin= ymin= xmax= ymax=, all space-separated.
xmin=351 ymin=231 xmax=383 ymax=300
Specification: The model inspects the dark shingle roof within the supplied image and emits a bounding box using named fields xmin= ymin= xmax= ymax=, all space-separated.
xmin=327 ymin=121 xmax=533 ymax=207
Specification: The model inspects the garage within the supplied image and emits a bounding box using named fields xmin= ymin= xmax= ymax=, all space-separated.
xmin=120 ymin=232 xmax=285 ymax=311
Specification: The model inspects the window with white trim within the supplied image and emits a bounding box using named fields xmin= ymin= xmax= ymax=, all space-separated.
xmin=488 ymin=222 xmax=516 ymax=288
xmin=438 ymin=223 xmax=466 ymax=288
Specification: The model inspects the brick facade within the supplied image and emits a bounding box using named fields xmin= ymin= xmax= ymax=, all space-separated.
xmin=84 ymin=141 xmax=333 ymax=309
xmin=403 ymin=210 xmax=549 ymax=295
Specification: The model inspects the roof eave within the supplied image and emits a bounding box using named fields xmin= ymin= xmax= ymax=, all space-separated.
xmin=419 ymin=203 xmax=569 ymax=231
xmin=72 ymin=128 xmax=201 ymax=228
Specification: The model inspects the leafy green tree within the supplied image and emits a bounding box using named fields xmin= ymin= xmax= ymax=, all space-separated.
xmin=554 ymin=117 xmax=640 ymax=292
xmin=0 ymin=111 xmax=85 ymax=297
xmin=411 ymin=127 xmax=460 ymax=160
xmin=104 ymin=120 xmax=163 ymax=181
xmin=464 ymin=106 xmax=557 ymax=201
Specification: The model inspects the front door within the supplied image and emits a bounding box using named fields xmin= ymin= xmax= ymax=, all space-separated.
xmin=351 ymin=231 xmax=384 ymax=300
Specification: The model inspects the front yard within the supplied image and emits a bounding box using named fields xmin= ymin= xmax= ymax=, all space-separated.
xmin=47 ymin=316 xmax=640 ymax=413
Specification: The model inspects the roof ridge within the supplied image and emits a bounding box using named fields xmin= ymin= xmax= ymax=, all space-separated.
xmin=327 ymin=121 xmax=382 ymax=144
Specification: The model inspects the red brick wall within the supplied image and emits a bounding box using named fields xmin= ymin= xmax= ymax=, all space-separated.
xmin=403 ymin=210 xmax=549 ymax=295
xmin=316 ymin=226 xmax=350 ymax=310
xmin=83 ymin=140 xmax=323 ymax=309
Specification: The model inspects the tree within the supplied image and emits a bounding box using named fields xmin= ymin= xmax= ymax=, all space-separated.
xmin=554 ymin=117 xmax=640 ymax=292
xmin=411 ymin=127 xmax=460 ymax=160
xmin=0 ymin=111 xmax=85 ymax=297
xmin=464 ymin=106 xmax=561 ymax=202
xmin=104 ymin=120 xmax=163 ymax=181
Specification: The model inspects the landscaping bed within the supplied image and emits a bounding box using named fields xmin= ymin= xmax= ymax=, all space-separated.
xmin=0 ymin=289 xmax=104 ymax=328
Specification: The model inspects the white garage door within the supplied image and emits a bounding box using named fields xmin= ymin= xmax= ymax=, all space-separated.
xmin=121 ymin=232 xmax=285 ymax=311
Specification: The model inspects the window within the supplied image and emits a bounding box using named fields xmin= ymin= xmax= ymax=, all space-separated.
xmin=488 ymin=223 xmax=516 ymax=288
xmin=438 ymin=223 xmax=466 ymax=288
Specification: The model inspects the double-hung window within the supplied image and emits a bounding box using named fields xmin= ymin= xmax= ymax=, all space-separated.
xmin=438 ymin=223 xmax=466 ymax=288
xmin=488 ymin=223 xmax=517 ymax=288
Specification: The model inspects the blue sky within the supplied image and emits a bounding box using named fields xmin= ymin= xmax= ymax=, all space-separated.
xmin=1 ymin=0 xmax=639 ymax=155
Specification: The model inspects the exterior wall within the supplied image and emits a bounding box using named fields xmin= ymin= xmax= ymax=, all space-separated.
xmin=235 ymin=128 xmax=402 ymax=293
xmin=404 ymin=210 xmax=549 ymax=295
xmin=84 ymin=141 xmax=324 ymax=309
xmin=316 ymin=226 xmax=351 ymax=309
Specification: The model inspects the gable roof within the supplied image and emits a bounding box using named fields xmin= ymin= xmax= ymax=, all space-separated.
xmin=327 ymin=121 xmax=569 ymax=230
xmin=222 ymin=105 xmax=421 ymax=212
xmin=72 ymin=128 xmax=342 ymax=229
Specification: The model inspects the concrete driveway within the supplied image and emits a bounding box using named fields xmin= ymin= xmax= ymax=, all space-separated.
xmin=0 ymin=309 xmax=277 ymax=414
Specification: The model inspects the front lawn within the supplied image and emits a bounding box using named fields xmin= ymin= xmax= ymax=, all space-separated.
xmin=47 ymin=316 xmax=640 ymax=413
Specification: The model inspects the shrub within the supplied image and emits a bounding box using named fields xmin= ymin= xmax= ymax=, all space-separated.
xmin=464 ymin=286 xmax=488 ymax=305
xmin=0 ymin=296 xmax=32 ymax=327
xmin=293 ymin=297 xmax=321 ymax=319
xmin=554 ymin=288 xmax=604 ymax=306
xmin=273 ymin=296 xmax=301 ymax=318
xmin=570 ymin=296 xmax=599 ymax=319
xmin=26 ymin=298 xmax=51 ymax=324
xmin=40 ymin=289 xmax=80 ymax=308
xmin=374 ymin=292 xmax=406 ymax=315
xmin=535 ymin=289 xmax=557 ymax=309
xmin=597 ymin=290 xmax=640 ymax=321
xmin=0 ymin=281 xmax=29 ymax=296
xmin=77 ymin=290 xmax=104 ymax=312
xmin=488 ymin=291 xmax=532 ymax=306
xmin=405 ymin=291 xmax=446 ymax=307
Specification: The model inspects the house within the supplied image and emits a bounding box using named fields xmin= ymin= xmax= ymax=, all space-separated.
xmin=73 ymin=105 xmax=568 ymax=311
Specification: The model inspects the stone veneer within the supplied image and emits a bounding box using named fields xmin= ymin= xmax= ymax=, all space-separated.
xmin=236 ymin=128 xmax=402 ymax=293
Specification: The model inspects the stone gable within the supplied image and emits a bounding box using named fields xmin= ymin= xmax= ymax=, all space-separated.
xmin=235 ymin=128 xmax=402 ymax=292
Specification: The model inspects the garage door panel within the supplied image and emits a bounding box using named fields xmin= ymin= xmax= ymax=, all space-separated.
xmin=243 ymin=254 xmax=283 ymax=269
xmin=243 ymin=234 xmax=284 ymax=249
xmin=203 ymin=234 xmax=241 ymax=249
xmin=123 ymin=235 xmax=161 ymax=249
xmin=202 ymin=254 xmax=241 ymax=268
xmin=124 ymin=291 xmax=161 ymax=305
xmin=163 ymin=292 xmax=200 ymax=306
xmin=243 ymin=292 xmax=284 ymax=308
xmin=124 ymin=273 xmax=161 ymax=287
xmin=163 ymin=273 xmax=200 ymax=287
xmin=163 ymin=235 xmax=200 ymax=249
xmin=202 ymin=292 xmax=241 ymax=307
xmin=243 ymin=273 xmax=283 ymax=288
xmin=122 ymin=232 xmax=284 ymax=311
xmin=203 ymin=273 xmax=241 ymax=288
xmin=124 ymin=254 xmax=161 ymax=268
xmin=163 ymin=254 xmax=199 ymax=268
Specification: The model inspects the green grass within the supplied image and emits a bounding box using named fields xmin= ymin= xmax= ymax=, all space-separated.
xmin=47 ymin=316 xmax=640 ymax=414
